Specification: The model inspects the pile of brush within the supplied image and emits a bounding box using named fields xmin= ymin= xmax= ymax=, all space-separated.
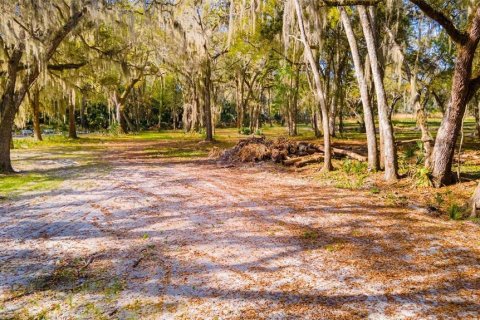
xmin=217 ymin=137 xmax=367 ymax=168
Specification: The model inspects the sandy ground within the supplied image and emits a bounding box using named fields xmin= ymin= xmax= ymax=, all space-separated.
xmin=1 ymin=139 xmax=480 ymax=319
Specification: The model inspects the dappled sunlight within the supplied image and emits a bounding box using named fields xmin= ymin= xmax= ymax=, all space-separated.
xmin=1 ymin=137 xmax=479 ymax=318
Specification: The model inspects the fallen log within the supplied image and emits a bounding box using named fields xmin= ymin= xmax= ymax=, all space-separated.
xmin=294 ymin=154 xmax=324 ymax=168
xmin=283 ymin=157 xmax=304 ymax=166
xmin=333 ymin=147 xmax=367 ymax=162
xmin=396 ymin=139 xmax=422 ymax=145
xmin=314 ymin=144 xmax=367 ymax=162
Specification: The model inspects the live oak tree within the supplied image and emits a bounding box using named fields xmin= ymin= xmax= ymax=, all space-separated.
xmin=409 ymin=0 xmax=480 ymax=187
xmin=0 ymin=0 xmax=98 ymax=172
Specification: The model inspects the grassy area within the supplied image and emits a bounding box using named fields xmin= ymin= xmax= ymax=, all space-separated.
xmin=0 ymin=172 xmax=63 ymax=199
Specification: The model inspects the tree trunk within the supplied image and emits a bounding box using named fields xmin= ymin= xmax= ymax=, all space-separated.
xmin=293 ymin=0 xmax=332 ymax=171
xmin=470 ymin=182 xmax=480 ymax=218
xmin=412 ymin=84 xmax=433 ymax=168
xmin=0 ymin=117 xmax=15 ymax=173
xmin=408 ymin=3 xmax=480 ymax=186
xmin=431 ymin=45 xmax=480 ymax=186
xmin=31 ymin=87 xmax=43 ymax=141
xmin=0 ymin=49 xmax=23 ymax=173
xmin=0 ymin=8 xmax=86 ymax=173
xmin=80 ymin=94 xmax=86 ymax=130
xmin=204 ymin=59 xmax=214 ymax=141
xmin=358 ymin=6 xmax=398 ymax=181
xmin=474 ymin=97 xmax=480 ymax=138
xmin=340 ymin=8 xmax=378 ymax=171
xmin=68 ymin=103 xmax=78 ymax=139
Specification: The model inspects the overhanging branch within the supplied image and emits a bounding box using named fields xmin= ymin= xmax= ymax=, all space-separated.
xmin=321 ymin=0 xmax=381 ymax=6
xmin=408 ymin=0 xmax=468 ymax=45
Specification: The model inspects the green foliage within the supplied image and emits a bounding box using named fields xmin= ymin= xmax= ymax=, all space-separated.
xmin=302 ymin=230 xmax=318 ymax=240
xmin=403 ymin=144 xmax=418 ymax=159
xmin=412 ymin=167 xmax=432 ymax=187
xmin=384 ymin=192 xmax=408 ymax=207
xmin=370 ymin=186 xmax=381 ymax=194
xmin=448 ymin=204 xmax=464 ymax=220
xmin=0 ymin=173 xmax=63 ymax=198
xmin=434 ymin=192 xmax=444 ymax=207
xmin=241 ymin=127 xmax=251 ymax=135
xmin=341 ymin=159 xmax=368 ymax=175
xmin=108 ymin=123 xmax=122 ymax=136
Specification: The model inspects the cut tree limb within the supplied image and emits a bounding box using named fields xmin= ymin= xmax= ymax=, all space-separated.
xmin=294 ymin=154 xmax=324 ymax=168
xmin=283 ymin=157 xmax=304 ymax=166
xmin=315 ymin=144 xmax=368 ymax=162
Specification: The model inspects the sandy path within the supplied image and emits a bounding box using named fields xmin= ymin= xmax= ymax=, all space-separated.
xmin=1 ymin=140 xmax=480 ymax=319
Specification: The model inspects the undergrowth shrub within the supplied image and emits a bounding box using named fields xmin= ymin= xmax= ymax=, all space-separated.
xmin=412 ymin=167 xmax=432 ymax=187
xmin=329 ymin=160 xmax=369 ymax=190
xmin=448 ymin=204 xmax=464 ymax=220
xmin=240 ymin=127 xmax=251 ymax=135
xmin=341 ymin=159 xmax=368 ymax=175
xmin=108 ymin=123 xmax=121 ymax=136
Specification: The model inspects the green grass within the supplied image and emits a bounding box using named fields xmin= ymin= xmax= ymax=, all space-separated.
xmin=0 ymin=172 xmax=63 ymax=198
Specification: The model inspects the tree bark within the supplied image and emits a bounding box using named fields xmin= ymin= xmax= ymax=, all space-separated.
xmin=31 ymin=87 xmax=43 ymax=141
xmin=429 ymin=12 xmax=480 ymax=186
xmin=358 ymin=6 xmax=398 ymax=181
xmin=340 ymin=8 xmax=378 ymax=171
xmin=471 ymin=182 xmax=480 ymax=218
xmin=0 ymin=48 xmax=23 ymax=173
xmin=474 ymin=96 xmax=480 ymax=138
xmin=204 ymin=58 xmax=214 ymax=141
xmin=293 ymin=0 xmax=332 ymax=171
xmin=80 ymin=94 xmax=86 ymax=130
xmin=407 ymin=2 xmax=480 ymax=186
xmin=0 ymin=7 xmax=87 ymax=173
xmin=412 ymin=84 xmax=433 ymax=168
xmin=68 ymin=103 xmax=78 ymax=139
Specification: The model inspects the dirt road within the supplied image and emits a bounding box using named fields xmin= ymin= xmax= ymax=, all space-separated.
xmin=1 ymin=139 xmax=479 ymax=319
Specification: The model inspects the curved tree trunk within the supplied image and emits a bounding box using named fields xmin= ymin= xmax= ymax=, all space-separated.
xmin=0 ymin=49 xmax=23 ymax=173
xmin=340 ymin=8 xmax=379 ymax=171
xmin=431 ymin=43 xmax=480 ymax=186
xmin=431 ymin=46 xmax=478 ymax=187
xmin=0 ymin=7 xmax=86 ymax=174
xmin=358 ymin=6 xmax=398 ymax=181
xmin=407 ymin=2 xmax=480 ymax=187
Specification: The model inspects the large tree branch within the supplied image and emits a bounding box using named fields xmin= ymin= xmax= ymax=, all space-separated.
xmin=408 ymin=0 xmax=468 ymax=44
xmin=14 ymin=6 xmax=88 ymax=108
xmin=0 ymin=62 xmax=87 ymax=76
xmin=322 ymin=0 xmax=381 ymax=6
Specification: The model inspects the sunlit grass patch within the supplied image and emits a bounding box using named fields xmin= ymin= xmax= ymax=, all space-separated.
xmin=314 ymin=159 xmax=370 ymax=190
xmin=13 ymin=134 xmax=113 ymax=150
xmin=143 ymin=147 xmax=208 ymax=158
xmin=0 ymin=172 xmax=63 ymax=198
xmin=324 ymin=242 xmax=345 ymax=252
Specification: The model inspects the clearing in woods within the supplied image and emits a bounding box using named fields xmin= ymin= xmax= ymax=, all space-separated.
xmin=1 ymin=131 xmax=480 ymax=319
